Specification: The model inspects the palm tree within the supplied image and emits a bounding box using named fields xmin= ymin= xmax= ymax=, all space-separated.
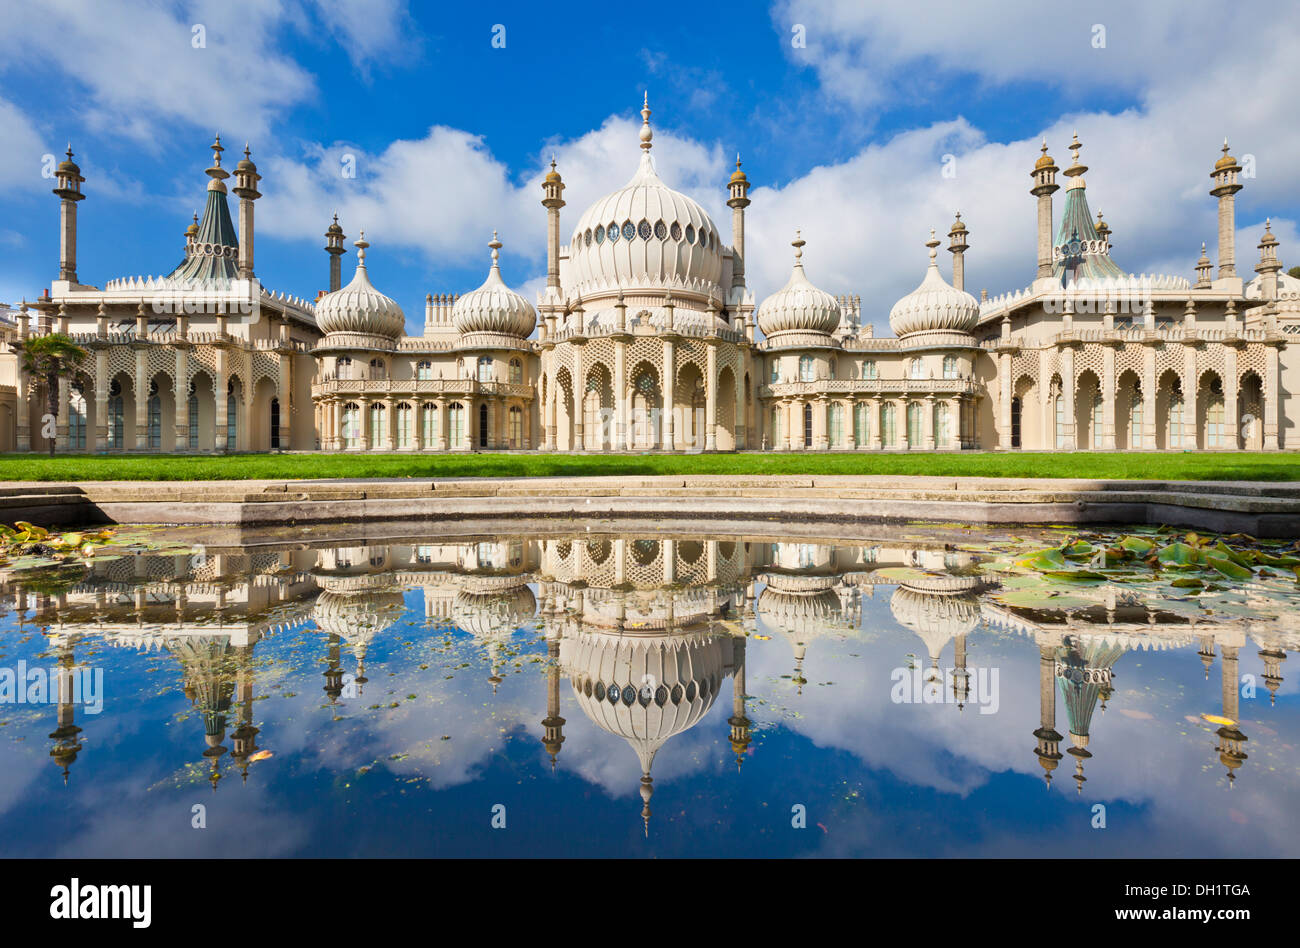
xmin=21 ymin=333 xmax=88 ymax=456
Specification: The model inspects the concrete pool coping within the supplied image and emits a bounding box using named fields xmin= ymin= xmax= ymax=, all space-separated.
xmin=1 ymin=474 xmax=1299 ymax=536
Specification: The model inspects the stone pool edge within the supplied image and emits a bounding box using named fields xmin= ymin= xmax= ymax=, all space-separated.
xmin=1 ymin=475 xmax=1298 ymax=537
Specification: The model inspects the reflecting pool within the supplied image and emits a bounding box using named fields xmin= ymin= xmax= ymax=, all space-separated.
xmin=0 ymin=523 xmax=1296 ymax=858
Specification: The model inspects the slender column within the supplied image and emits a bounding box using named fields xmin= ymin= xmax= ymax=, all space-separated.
xmin=923 ymin=395 xmax=935 ymax=451
xmin=998 ymin=351 xmax=1012 ymax=448
xmin=813 ymin=396 xmax=828 ymax=450
xmin=359 ymin=398 xmax=371 ymax=451
xmin=572 ymin=346 xmax=585 ymax=451
xmin=845 ymin=398 xmax=857 ymax=450
xmin=899 ymin=400 xmax=911 ymax=451
xmin=134 ymin=348 xmax=148 ymax=450
xmin=437 ymin=398 xmax=449 ymax=451
xmin=384 ymin=398 xmax=395 ymax=451
xmin=786 ymin=399 xmax=798 ymax=450
xmin=93 ymin=349 xmax=108 ymax=451
xmin=1101 ymin=345 xmax=1117 ymax=449
xmin=1265 ymin=344 xmax=1280 ymax=450
xmin=1224 ymin=347 xmax=1239 ymax=449
xmin=463 ymin=397 xmax=475 ymax=451
xmin=870 ymin=399 xmax=882 ymax=450
xmin=1062 ymin=346 xmax=1077 ymax=450
xmin=705 ymin=343 xmax=718 ymax=451
xmin=615 ymin=341 xmax=627 ymax=450
xmin=662 ymin=341 xmax=675 ymax=450
xmin=412 ymin=400 xmax=424 ymax=452
xmin=734 ymin=366 xmax=746 ymax=449
xmin=1142 ymin=344 xmax=1157 ymax=449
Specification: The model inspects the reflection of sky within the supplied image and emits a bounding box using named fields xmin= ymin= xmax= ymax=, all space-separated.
xmin=0 ymin=567 xmax=1295 ymax=858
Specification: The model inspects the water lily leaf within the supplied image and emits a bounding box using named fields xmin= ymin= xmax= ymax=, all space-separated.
xmin=1040 ymin=569 xmax=1107 ymax=582
xmin=1014 ymin=549 xmax=1068 ymax=571
xmin=1206 ymin=555 xmax=1252 ymax=581
xmin=1170 ymin=577 xmax=1204 ymax=589
xmin=993 ymin=589 xmax=1094 ymax=609
xmin=1212 ymin=541 xmax=1251 ymax=568
xmin=1119 ymin=535 xmax=1157 ymax=555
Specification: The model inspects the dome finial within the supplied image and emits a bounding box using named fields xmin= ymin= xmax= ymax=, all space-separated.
xmin=489 ymin=230 xmax=502 ymax=267
xmin=926 ymin=228 xmax=940 ymax=265
xmin=639 ymin=92 xmax=653 ymax=151
xmin=354 ymin=230 xmax=368 ymax=266
xmin=211 ymin=134 xmax=223 ymax=166
xmin=791 ymin=229 xmax=805 ymax=263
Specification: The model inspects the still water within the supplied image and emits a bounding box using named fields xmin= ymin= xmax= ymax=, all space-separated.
xmin=0 ymin=522 xmax=1296 ymax=858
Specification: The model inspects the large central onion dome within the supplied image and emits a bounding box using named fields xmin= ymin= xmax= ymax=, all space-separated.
xmin=452 ymin=232 xmax=537 ymax=341
xmin=889 ymin=231 xmax=979 ymax=340
xmin=314 ymin=232 xmax=406 ymax=344
xmin=756 ymin=232 xmax=842 ymax=342
xmin=566 ymin=95 xmax=723 ymax=301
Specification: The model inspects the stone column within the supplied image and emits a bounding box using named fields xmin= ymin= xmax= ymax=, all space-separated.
xmin=813 ymin=396 xmax=828 ymax=450
xmin=412 ymin=400 xmax=424 ymax=452
xmin=1142 ymin=344 xmax=1157 ymax=449
xmin=437 ymin=398 xmax=449 ymax=451
xmin=786 ymin=399 xmax=798 ymax=450
xmin=1101 ymin=345 xmax=1117 ymax=450
xmin=662 ymin=341 xmax=675 ymax=450
xmin=1224 ymin=347 xmax=1239 ymax=449
xmin=385 ymin=397 xmax=397 ymax=450
xmin=93 ymin=349 xmax=108 ymax=451
xmin=1265 ymin=344 xmax=1280 ymax=450
xmin=998 ymin=351 xmax=1012 ymax=448
xmin=705 ymin=343 xmax=718 ymax=451
xmin=359 ymin=398 xmax=371 ymax=451
xmin=923 ymin=395 xmax=936 ymax=450
xmin=615 ymin=340 xmax=627 ymax=450
xmin=134 ymin=348 xmax=148 ymax=450
xmin=899 ymin=400 xmax=910 ymax=451
xmin=870 ymin=399 xmax=882 ymax=450
xmin=734 ymin=366 xmax=746 ymax=449
xmin=845 ymin=398 xmax=857 ymax=450
xmin=572 ymin=346 xmax=585 ymax=451
xmin=463 ymin=397 xmax=475 ymax=451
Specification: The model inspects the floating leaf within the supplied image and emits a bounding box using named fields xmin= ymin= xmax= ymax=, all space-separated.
xmin=1206 ymin=555 xmax=1252 ymax=581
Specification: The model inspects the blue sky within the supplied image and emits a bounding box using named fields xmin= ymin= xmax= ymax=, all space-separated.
xmin=1 ymin=0 xmax=1297 ymax=335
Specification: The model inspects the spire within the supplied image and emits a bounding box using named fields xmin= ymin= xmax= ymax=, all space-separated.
xmin=926 ymin=228 xmax=940 ymax=268
xmin=639 ymin=91 xmax=653 ymax=151
xmin=791 ymin=229 xmax=805 ymax=267
xmin=355 ymin=230 xmax=368 ymax=267
xmin=205 ymin=134 xmax=229 ymax=190
xmin=1063 ymin=130 xmax=1087 ymax=189
xmin=489 ymin=229 xmax=502 ymax=269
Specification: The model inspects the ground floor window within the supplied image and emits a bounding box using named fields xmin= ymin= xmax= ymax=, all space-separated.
xmin=1091 ymin=393 xmax=1103 ymax=448
xmin=448 ymin=402 xmax=465 ymax=445
xmin=508 ymin=405 xmax=523 ymax=448
xmin=770 ymin=407 xmax=782 ymax=446
xmin=226 ymin=383 xmax=238 ymax=449
xmin=342 ymin=402 xmax=360 ymax=449
xmin=1169 ymin=395 xmax=1184 ymax=449
xmin=935 ymin=402 xmax=951 ymax=447
xmin=188 ymin=386 xmax=200 ymax=450
xmin=479 ymin=403 xmax=489 ymax=447
xmin=270 ymin=398 xmax=281 ymax=449
xmin=395 ymin=402 xmax=411 ymax=449
xmin=1206 ymin=390 xmax=1225 ymax=447
xmin=802 ymin=403 xmax=813 ymax=447
xmin=421 ymin=404 xmax=437 ymax=446
xmin=108 ymin=380 xmax=124 ymax=450
xmin=828 ymin=402 xmax=844 ymax=447
xmin=1010 ymin=396 xmax=1021 ymax=448
xmin=369 ymin=402 xmax=385 ymax=448
xmin=882 ymin=403 xmax=897 ymax=447
xmin=906 ymin=402 xmax=922 ymax=446
xmin=1130 ymin=394 xmax=1144 ymax=449
xmin=854 ymin=402 xmax=870 ymax=445
xmin=1054 ymin=394 xmax=1066 ymax=449
xmin=69 ymin=383 xmax=87 ymax=450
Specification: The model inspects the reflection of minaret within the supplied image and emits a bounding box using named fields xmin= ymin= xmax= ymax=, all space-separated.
xmin=1258 ymin=644 xmax=1286 ymax=707
xmin=728 ymin=635 xmax=751 ymax=770
xmin=1056 ymin=636 xmax=1124 ymax=795
xmin=540 ymin=637 xmax=565 ymax=770
xmin=228 ymin=644 xmax=260 ymax=784
xmin=1216 ymin=645 xmax=1248 ymax=787
xmin=322 ymin=633 xmax=344 ymax=705
xmin=1032 ymin=642 xmax=1063 ymax=788
xmin=48 ymin=641 xmax=84 ymax=786
xmin=173 ymin=636 xmax=237 ymax=791
xmin=952 ymin=633 xmax=970 ymax=711
xmin=1198 ymin=633 xmax=1216 ymax=681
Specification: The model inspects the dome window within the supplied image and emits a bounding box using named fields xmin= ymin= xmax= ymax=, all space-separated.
xmin=654 ymin=220 xmax=667 ymax=240
xmin=670 ymin=683 xmax=684 ymax=704
xmin=654 ymin=685 xmax=668 ymax=707
xmin=637 ymin=219 xmax=652 ymax=240
xmin=621 ymin=685 xmax=637 ymax=706
xmin=670 ymin=221 xmax=682 ymax=240
xmin=685 ymin=681 xmax=697 ymax=702
xmin=594 ymin=226 xmax=604 ymax=245
xmin=583 ymin=679 xmax=593 ymax=698
xmin=584 ymin=228 xmax=592 ymax=246
xmin=638 ymin=683 xmax=653 ymax=707
xmin=685 ymin=224 xmax=696 ymax=244
xmin=594 ymin=681 xmax=605 ymax=701
xmin=607 ymin=684 xmax=620 ymax=705
xmin=621 ymin=220 xmax=635 ymax=241
xmin=606 ymin=222 xmax=619 ymax=243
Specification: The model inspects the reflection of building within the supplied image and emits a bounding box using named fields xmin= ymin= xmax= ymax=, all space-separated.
xmin=13 ymin=110 xmax=1299 ymax=456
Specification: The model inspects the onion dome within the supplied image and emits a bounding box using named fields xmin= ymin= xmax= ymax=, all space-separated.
xmin=235 ymin=143 xmax=256 ymax=173
xmin=544 ymin=157 xmax=562 ymax=185
xmin=888 ymin=583 xmax=981 ymax=667
xmin=567 ymin=94 xmax=724 ymax=302
xmin=314 ymin=231 xmax=406 ymax=344
xmin=1034 ymin=139 xmax=1056 ymax=171
xmin=1215 ymin=139 xmax=1240 ymax=171
xmin=185 ymin=212 xmax=199 ymax=239
xmin=756 ymin=232 xmax=842 ymax=343
xmin=56 ymin=144 xmax=81 ymax=176
xmin=326 ymin=214 xmax=344 ymax=237
xmin=451 ymin=584 xmax=537 ymax=639
xmin=452 ymin=232 xmax=537 ymax=340
xmin=888 ymin=231 xmax=980 ymax=339
xmin=729 ymin=154 xmax=748 ymax=184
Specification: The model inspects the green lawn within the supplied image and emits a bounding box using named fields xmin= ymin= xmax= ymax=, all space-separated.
xmin=0 ymin=451 xmax=1297 ymax=482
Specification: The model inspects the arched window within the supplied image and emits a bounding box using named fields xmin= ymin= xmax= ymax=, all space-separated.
xmin=943 ymin=355 xmax=958 ymax=379
xmin=1169 ymin=392 xmax=1184 ymax=449
xmin=935 ymin=402 xmax=951 ymax=447
xmin=906 ymin=402 xmax=922 ymax=445
xmin=799 ymin=355 xmax=815 ymax=382
xmin=861 ymin=361 xmax=877 ymax=380
xmin=770 ymin=406 xmax=783 ymax=446
xmin=477 ymin=356 xmax=493 ymax=384
xmin=270 ymin=398 xmax=281 ymax=449
xmin=1010 ymin=397 xmax=1022 ymax=448
xmin=421 ymin=403 xmax=437 ymax=447
xmin=509 ymin=359 xmax=523 ymax=384
xmin=448 ymin=402 xmax=465 ymax=446
xmin=828 ymin=402 xmax=844 ymax=447
xmin=1206 ymin=379 xmax=1225 ymax=448
xmin=226 ymin=378 xmax=239 ymax=449
xmin=770 ymin=359 xmax=780 ymax=383
xmin=395 ymin=403 xmax=412 ymax=449
xmin=508 ymin=405 xmax=523 ymax=448
xmin=342 ymin=402 xmax=361 ymax=449
xmin=478 ymin=402 xmax=489 ymax=447
xmin=882 ymin=403 xmax=897 ymax=447
xmin=368 ymin=402 xmax=386 ymax=448
xmin=188 ymin=382 xmax=199 ymax=450
xmin=147 ymin=380 xmax=162 ymax=450
xmin=802 ymin=402 xmax=813 ymax=447
xmin=337 ymin=356 xmax=353 ymax=380
xmin=108 ymin=380 xmax=124 ymax=451
xmin=909 ymin=358 xmax=924 ymax=380
xmin=854 ymin=402 xmax=870 ymax=445
xmin=369 ymin=358 xmax=386 ymax=380
xmin=416 ymin=360 xmax=433 ymax=381
xmin=68 ymin=382 xmax=87 ymax=451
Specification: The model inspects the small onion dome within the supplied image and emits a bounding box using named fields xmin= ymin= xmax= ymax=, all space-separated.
xmin=186 ymin=212 xmax=199 ymax=238
xmin=888 ymin=231 xmax=980 ymax=339
xmin=544 ymin=157 xmax=562 ymax=184
xmin=57 ymin=144 xmax=81 ymax=175
xmin=1215 ymin=139 xmax=1240 ymax=170
xmin=1034 ymin=139 xmax=1056 ymax=170
xmin=729 ymin=154 xmax=748 ymax=184
xmin=326 ymin=214 xmax=343 ymax=236
xmin=452 ymin=232 xmax=537 ymax=338
xmin=756 ymin=231 xmax=842 ymax=340
xmin=948 ymin=212 xmax=967 ymax=236
xmin=235 ymin=143 xmax=256 ymax=172
xmin=314 ymin=231 xmax=406 ymax=340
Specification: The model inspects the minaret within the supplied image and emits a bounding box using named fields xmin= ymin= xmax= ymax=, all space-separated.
xmin=228 ymin=644 xmax=260 ymax=784
xmin=231 ymin=144 xmax=261 ymax=279
xmin=1032 ymin=641 xmax=1063 ymax=787
xmin=1209 ymin=140 xmax=1243 ymax=283
xmin=1095 ymin=210 xmax=1111 ymax=250
xmin=1030 ymin=140 xmax=1059 ymax=282
xmin=52 ymin=145 xmax=85 ymax=284
xmin=951 ymin=632 xmax=970 ymax=711
xmin=48 ymin=642 xmax=83 ymax=786
xmin=1255 ymin=219 xmax=1282 ymax=301
xmin=185 ymin=212 xmax=198 ymax=255
xmin=1259 ymin=642 xmax=1285 ymax=706
xmin=1216 ymin=644 xmax=1249 ymax=786
xmin=322 ymin=632 xmax=345 ymax=705
xmin=541 ymin=157 xmax=565 ymax=294
xmin=947 ymin=211 xmax=968 ymax=292
xmin=325 ymin=214 xmax=347 ymax=292
xmin=727 ymin=154 xmax=751 ymax=291
xmin=540 ymin=636 xmax=565 ymax=770
xmin=1194 ymin=242 xmax=1213 ymax=289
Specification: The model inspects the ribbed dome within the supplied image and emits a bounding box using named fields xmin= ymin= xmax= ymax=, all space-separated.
xmin=312 ymin=588 xmax=405 ymax=645
xmin=889 ymin=586 xmax=980 ymax=664
xmin=452 ymin=234 xmax=536 ymax=338
xmin=566 ymin=96 xmax=723 ymax=302
xmin=756 ymin=233 xmax=841 ymax=340
xmin=314 ymin=233 xmax=406 ymax=340
xmin=888 ymin=233 xmax=979 ymax=339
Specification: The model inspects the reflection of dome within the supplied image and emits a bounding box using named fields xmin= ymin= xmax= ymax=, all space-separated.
xmin=888 ymin=233 xmax=979 ymax=339
xmin=452 ymin=234 xmax=536 ymax=340
xmin=889 ymin=585 xmax=981 ymax=665
xmin=756 ymin=233 xmax=841 ymax=342
xmin=452 ymin=584 xmax=537 ymax=638
xmin=566 ymin=96 xmax=723 ymax=303
xmin=312 ymin=588 xmax=405 ymax=670
xmin=314 ymin=233 xmax=406 ymax=343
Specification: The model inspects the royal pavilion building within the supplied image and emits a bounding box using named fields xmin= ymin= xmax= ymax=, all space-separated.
xmin=3 ymin=97 xmax=1298 ymax=454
